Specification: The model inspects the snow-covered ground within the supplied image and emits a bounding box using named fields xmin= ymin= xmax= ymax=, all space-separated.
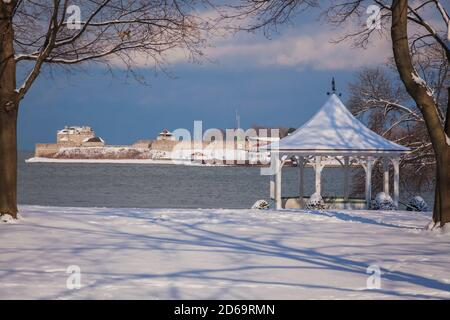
xmin=1 ymin=206 xmax=449 ymax=299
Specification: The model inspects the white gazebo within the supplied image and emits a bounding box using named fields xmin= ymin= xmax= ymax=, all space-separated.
xmin=266 ymin=93 xmax=409 ymax=210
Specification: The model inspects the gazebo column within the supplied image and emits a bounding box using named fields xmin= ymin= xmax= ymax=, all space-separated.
xmin=364 ymin=157 xmax=374 ymax=209
xmin=383 ymin=158 xmax=390 ymax=194
xmin=343 ymin=156 xmax=350 ymax=201
xmin=298 ymin=156 xmax=304 ymax=207
xmin=392 ymin=157 xmax=400 ymax=208
xmin=269 ymin=174 xmax=275 ymax=200
xmin=274 ymin=155 xmax=282 ymax=210
xmin=314 ymin=156 xmax=324 ymax=196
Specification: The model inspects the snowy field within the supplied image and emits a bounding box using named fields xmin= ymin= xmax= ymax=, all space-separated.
xmin=1 ymin=206 xmax=450 ymax=299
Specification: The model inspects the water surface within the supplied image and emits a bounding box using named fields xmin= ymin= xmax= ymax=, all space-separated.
xmin=18 ymin=152 xmax=432 ymax=209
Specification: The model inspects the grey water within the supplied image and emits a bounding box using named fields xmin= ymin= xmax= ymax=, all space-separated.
xmin=18 ymin=152 xmax=433 ymax=209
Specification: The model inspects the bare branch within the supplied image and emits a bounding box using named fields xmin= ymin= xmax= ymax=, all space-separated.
xmin=11 ymin=0 xmax=216 ymax=95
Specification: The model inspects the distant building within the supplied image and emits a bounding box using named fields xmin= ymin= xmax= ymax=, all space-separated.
xmin=57 ymin=126 xmax=96 ymax=145
xmin=35 ymin=126 xmax=105 ymax=157
xmin=156 ymin=129 xmax=176 ymax=141
xmin=82 ymin=136 xmax=105 ymax=147
xmin=34 ymin=125 xmax=270 ymax=165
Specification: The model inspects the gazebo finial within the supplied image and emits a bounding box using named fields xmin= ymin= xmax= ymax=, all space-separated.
xmin=327 ymin=77 xmax=342 ymax=97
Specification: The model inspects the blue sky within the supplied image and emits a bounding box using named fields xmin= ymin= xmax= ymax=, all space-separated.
xmin=18 ymin=9 xmax=391 ymax=151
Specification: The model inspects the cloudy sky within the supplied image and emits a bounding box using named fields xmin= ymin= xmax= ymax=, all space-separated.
xmin=18 ymin=6 xmax=392 ymax=151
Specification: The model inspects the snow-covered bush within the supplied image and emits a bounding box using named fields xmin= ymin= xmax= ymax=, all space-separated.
xmin=372 ymin=192 xmax=396 ymax=210
xmin=251 ymin=200 xmax=269 ymax=210
xmin=407 ymin=196 xmax=428 ymax=212
xmin=306 ymin=193 xmax=325 ymax=210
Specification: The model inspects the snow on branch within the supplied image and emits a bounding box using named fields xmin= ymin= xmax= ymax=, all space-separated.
xmin=433 ymin=0 xmax=449 ymax=27
xmin=411 ymin=71 xmax=435 ymax=98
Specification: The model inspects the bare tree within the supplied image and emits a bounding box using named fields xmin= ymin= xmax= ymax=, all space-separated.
xmin=348 ymin=62 xmax=448 ymax=195
xmin=0 ymin=0 xmax=214 ymax=218
xmin=226 ymin=0 xmax=450 ymax=226
xmin=391 ymin=0 xmax=449 ymax=226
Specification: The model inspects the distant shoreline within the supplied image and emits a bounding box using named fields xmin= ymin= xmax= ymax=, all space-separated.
xmin=25 ymin=157 xmax=228 ymax=166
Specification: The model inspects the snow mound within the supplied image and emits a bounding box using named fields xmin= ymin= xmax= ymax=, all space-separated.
xmin=441 ymin=224 xmax=450 ymax=234
xmin=251 ymin=200 xmax=269 ymax=210
xmin=407 ymin=196 xmax=428 ymax=212
xmin=0 ymin=214 xmax=16 ymax=224
xmin=425 ymin=221 xmax=450 ymax=235
xmin=372 ymin=192 xmax=396 ymax=210
xmin=306 ymin=193 xmax=325 ymax=210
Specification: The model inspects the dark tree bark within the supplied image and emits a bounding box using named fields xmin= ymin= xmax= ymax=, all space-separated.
xmin=0 ymin=2 xmax=19 ymax=218
xmin=391 ymin=0 xmax=450 ymax=226
xmin=435 ymin=88 xmax=450 ymax=222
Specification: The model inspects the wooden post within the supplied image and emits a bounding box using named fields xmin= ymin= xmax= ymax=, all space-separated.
xmin=298 ymin=156 xmax=304 ymax=207
xmin=383 ymin=158 xmax=390 ymax=194
xmin=269 ymin=175 xmax=275 ymax=200
xmin=275 ymin=155 xmax=282 ymax=210
xmin=392 ymin=157 xmax=400 ymax=208
xmin=365 ymin=157 xmax=374 ymax=209
xmin=265 ymin=152 xmax=277 ymax=201
xmin=344 ymin=156 xmax=350 ymax=201
xmin=314 ymin=156 xmax=323 ymax=195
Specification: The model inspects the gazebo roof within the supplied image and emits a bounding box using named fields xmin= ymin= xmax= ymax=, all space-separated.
xmin=270 ymin=94 xmax=409 ymax=154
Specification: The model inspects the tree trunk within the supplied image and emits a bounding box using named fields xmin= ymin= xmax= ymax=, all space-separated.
xmin=434 ymin=88 xmax=450 ymax=224
xmin=433 ymin=176 xmax=440 ymax=223
xmin=391 ymin=0 xmax=450 ymax=225
xmin=435 ymin=147 xmax=450 ymax=225
xmin=0 ymin=3 xmax=19 ymax=219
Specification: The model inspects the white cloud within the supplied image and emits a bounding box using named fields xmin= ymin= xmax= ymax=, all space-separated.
xmin=111 ymin=20 xmax=392 ymax=71
xmin=167 ymin=24 xmax=392 ymax=71
xmin=110 ymin=1 xmax=447 ymax=72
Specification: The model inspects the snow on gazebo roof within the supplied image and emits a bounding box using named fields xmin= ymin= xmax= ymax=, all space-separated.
xmin=270 ymin=94 xmax=409 ymax=154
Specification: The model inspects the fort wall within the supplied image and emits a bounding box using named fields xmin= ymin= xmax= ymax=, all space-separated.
xmin=34 ymin=126 xmax=255 ymax=161
xmin=35 ymin=143 xmax=60 ymax=157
